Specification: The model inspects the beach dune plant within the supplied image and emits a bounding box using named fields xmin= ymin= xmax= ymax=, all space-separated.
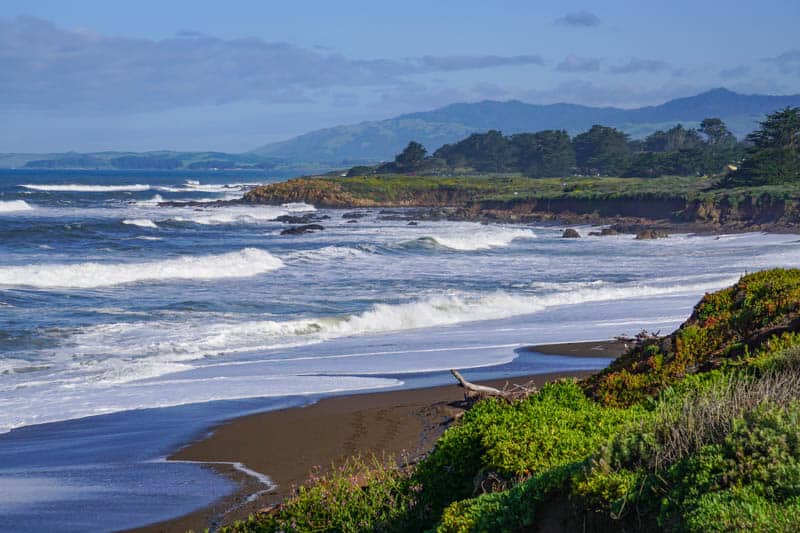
xmin=225 ymin=268 xmax=800 ymax=532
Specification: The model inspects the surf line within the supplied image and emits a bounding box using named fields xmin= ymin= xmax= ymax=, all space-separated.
xmin=155 ymin=457 xmax=277 ymax=504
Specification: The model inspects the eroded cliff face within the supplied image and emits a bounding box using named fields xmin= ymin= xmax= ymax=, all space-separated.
xmin=243 ymin=179 xmax=800 ymax=230
xmin=682 ymin=196 xmax=800 ymax=227
xmin=243 ymin=179 xmax=369 ymax=207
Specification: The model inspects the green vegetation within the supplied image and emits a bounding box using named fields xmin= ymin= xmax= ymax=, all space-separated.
xmin=223 ymin=268 xmax=800 ymax=532
xmin=353 ymin=114 xmax=752 ymax=179
xmin=725 ymin=108 xmax=800 ymax=187
xmin=347 ymin=108 xmax=797 ymax=185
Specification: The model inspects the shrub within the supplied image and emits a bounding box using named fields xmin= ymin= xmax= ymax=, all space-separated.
xmin=585 ymin=268 xmax=800 ymax=406
xmin=435 ymin=463 xmax=579 ymax=533
xmin=224 ymin=455 xmax=418 ymax=533
xmin=413 ymin=380 xmax=640 ymax=522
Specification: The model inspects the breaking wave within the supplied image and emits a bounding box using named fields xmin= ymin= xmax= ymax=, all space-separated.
xmin=68 ymin=275 xmax=738 ymax=360
xmin=0 ymin=200 xmax=34 ymax=213
xmin=417 ymin=227 xmax=536 ymax=251
xmin=283 ymin=245 xmax=374 ymax=263
xmin=122 ymin=219 xmax=158 ymax=228
xmin=22 ymin=184 xmax=151 ymax=192
xmin=168 ymin=202 xmax=315 ymax=225
xmin=0 ymin=248 xmax=284 ymax=289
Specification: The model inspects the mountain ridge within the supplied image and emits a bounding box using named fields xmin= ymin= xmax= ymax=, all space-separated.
xmin=251 ymin=88 xmax=800 ymax=165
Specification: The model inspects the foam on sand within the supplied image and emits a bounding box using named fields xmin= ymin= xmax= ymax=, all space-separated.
xmin=0 ymin=200 xmax=34 ymax=213
xmin=0 ymin=248 xmax=283 ymax=289
xmin=22 ymin=184 xmax=152 ymax=192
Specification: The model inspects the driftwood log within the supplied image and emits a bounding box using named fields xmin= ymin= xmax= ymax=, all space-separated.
xmin=450 ymin=369 xmax=538 ymax=401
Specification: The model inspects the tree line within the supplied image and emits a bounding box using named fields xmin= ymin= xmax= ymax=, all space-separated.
xmin=352 ymin=107 xmax=800 ymax=185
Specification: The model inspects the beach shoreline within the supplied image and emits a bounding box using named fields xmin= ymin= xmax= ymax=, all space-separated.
xmin=131 ymin=340 xmax=624 ymax=533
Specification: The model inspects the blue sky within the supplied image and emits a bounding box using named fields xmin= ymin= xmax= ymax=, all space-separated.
xmin=1 ymin=1 xmax=798 ymax=152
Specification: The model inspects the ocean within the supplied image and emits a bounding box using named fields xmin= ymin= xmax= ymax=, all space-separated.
xmin=2 ymin=169 xmax=800 ymax=531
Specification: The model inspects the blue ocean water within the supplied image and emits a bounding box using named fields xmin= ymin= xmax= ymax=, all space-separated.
xmin=2 ymin=169 xmax=800 ymax=531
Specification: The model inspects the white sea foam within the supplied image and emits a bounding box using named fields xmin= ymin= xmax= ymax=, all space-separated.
xmin=22 ymin=184 xmax=151 ymax=192
xmin=169 ymin=202 xmax=315 ymax=225
xmin=280 ymin=202 xmax=317 ymax=211
xmin=283 ymin=245 xmax=372 ymax=263
xmin=66 ymin=275 xmax=739 ymax=361
xmin=153 ymin=182 xmax=261 ymax=194
xmin=0 ymin=375 xmax=402 ymax=433
xmin=0 ymin=200 xmax=34 ymax=213
xmin=133 ymin=194 xmax=163 ymax=206
xmin=421 ymin=227 xmax=536 ymax=251
xmin=0 ymin=248 xmax=283 ymax=289
xmin=122 ymin=218 xmax=158 ymax=229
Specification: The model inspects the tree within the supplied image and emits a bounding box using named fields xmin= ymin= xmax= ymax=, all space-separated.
xmin=699 ymin=118 xmax=737 ymax=148
xmin=725 ymin=107 xmax=800 ymax=186
xmin=511 ymin=130 xmax=575 ymax=177
xmin=573 ymin=125 xmax=631 ymax=176
xmin=433 ymin=130 xmax=514 ymax=172
xmin=394 ymin=141 xmax=428 ymax=172
xmin=643 ymin=124 xmax=703 ymax=153
xmin=698 ymin=118 xmax=742 ymax=175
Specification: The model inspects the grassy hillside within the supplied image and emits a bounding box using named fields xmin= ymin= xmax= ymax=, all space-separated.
xmin=223 ymin=268 xmax=800 ymax=532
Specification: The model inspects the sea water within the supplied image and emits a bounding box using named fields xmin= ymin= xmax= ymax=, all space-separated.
xmin=2 ymin=169 xmax=800 ymax=531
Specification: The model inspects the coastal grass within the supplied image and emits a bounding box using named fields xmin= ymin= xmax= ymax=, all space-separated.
xmin=248 ymin=172 xmax=800 ymax=204
xmin=225 ymin=268 xmax=800 ymax=533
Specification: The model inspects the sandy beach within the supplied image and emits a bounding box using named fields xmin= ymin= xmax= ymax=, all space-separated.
xmin=132 ymin=340 xmax=624 ymax=532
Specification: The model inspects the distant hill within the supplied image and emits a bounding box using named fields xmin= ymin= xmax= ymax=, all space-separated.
xmin=251 ymin=88 xmax=800 ymax=165
xmin=0 ymin=150 xmax=327 ymax=175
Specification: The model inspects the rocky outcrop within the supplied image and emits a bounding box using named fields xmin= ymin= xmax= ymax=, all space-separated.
xmin=243 ymin=177 xmax=800 ymax=232
xmin=280 ymin=224 xmax=325 ymax=235
xmin=635 ymin=229 xmax=669 ymax=240
xmin=562 ymin=228 xmax=581 ymax=238
xmin=273 ymin=214 xmax=319 ymax=224
xmin=588 ymin=228 xmax=620 ymax=236
xmin=245 ymin=179 xmax=369 ymax=208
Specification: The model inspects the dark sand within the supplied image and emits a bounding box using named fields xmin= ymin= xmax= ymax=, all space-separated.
xmin=131 ymin=340 xmax=623 ymax=532
xmin=527 ymin=339 xmax=627 ymax=358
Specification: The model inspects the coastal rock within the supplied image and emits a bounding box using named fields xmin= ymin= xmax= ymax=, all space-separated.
xmin=274 ymin=214 xmax=317 ymax=224
xmin=280 ymin=224 xmax=325 ymax=235
xmin=407 ymin=221 xmax=418 ymax=226
xmin=346 ymin=219 xmax=358 ymax=223
xmin=562 ymin=228 xmax=581 ymax=238
xmin=342 ymin=212 xmax=369 ymax=219
xmin=588 ymin=228 xmax=619 ymax=236
xmin=635 ymin=229 xmax=669 ymax=240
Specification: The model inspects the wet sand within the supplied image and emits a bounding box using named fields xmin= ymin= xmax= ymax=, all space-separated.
xmin=131 ymin=340 xmax=623 ymax=532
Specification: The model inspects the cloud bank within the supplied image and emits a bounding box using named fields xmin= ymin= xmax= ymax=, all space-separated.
xmin=0 ymin=16 xmax=544 ymax=113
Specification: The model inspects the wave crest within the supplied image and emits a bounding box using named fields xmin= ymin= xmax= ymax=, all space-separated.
xmin=22 ymin=184 xmax=151 ymax=192
xmin=0 ymin=248 xmax=283 ymax=288
xmin=417 ymin=227 xmax=536 ymax=251
xmin=69 ymin=275 xmax=738 ymax=359
xmin=0 ymin=200 xmax=34 ymax=213
xmin=122 ymin=219 xmax=158 ymax=228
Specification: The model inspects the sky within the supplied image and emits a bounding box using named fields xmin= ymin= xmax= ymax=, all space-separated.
xmin=1 ymin=1 xmax=799 ymax=153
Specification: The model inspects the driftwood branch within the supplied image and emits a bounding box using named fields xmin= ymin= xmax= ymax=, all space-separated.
xmin=451 ymin=369 xmax=505 ymax=398
xmin=450 ymin=369 xmax=538 ymax=401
